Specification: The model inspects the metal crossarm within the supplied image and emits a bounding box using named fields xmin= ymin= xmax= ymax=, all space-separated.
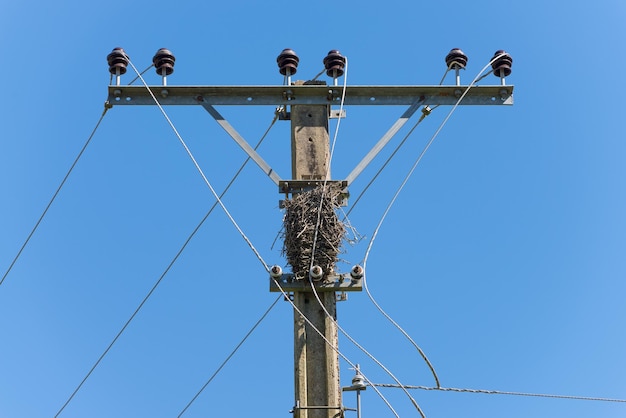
xmin=107 ymin=85 xmax=514 ymax=106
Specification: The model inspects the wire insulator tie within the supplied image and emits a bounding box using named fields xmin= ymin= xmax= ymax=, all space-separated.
xmin=491 ymin=50 xmax=513 ymax=85
xmin=445 ymin=48 xmax=468 ymax=85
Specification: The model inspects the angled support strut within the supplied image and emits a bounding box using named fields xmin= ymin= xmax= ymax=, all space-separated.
xmin=202 ymin=104 xmax=282 ymax=185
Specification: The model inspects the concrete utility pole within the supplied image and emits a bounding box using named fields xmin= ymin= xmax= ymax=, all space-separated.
xmin=106 ymin=46 xmax=514 ymax=417
xmin=290 ymin=102 xmax=341 ymax=418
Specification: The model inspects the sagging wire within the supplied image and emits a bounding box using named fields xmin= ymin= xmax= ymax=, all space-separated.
xmin=346 ymin=59 xmax=459 ymax=219
xmin=344 ymin=105 xmax=439 ymax=219
xmin=302 ymin=57 xmax=428 ymax=417
xmin=53 ymin=103 xmax=281 ymax=418
xmin=342 ymin=105 xmax=442 ymax=388
xmin=309 ymin=56 xmax=348 ymax=272
xmin=306 ymin=274 xmax=428 ymax=418
xmin=0 ymin=101 xmax=112 ymax=287
xmin=371 ymin=383 xmax=626 ymax=404
xmin=359 ymin=53 xmax=512 ymax=390
xmin=178 ymin=295 xmax=282 ymax=417
xmin=124 ymin=55 xmax=270 ymax=272
xmin=271 ymin=277 xmax=401 ymax=418
xmin=362 ymin=52 xmax=509 ymax=264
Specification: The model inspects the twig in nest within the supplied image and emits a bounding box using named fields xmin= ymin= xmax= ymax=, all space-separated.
xmin=282 ymin=184 xmax=346 ymax=281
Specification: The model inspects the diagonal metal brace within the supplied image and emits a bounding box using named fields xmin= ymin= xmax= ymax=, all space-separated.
xmin=345 ymin=98 xmax=424 ymax=185
xmin=201 ymin=104 xmax=282 ymax=185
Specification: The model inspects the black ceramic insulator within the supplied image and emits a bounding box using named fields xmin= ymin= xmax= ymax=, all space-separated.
xmin=277 ymin=49 xmax=299 ymax=76
xmin=323 ymin=50 xmax=346 ymax=77
xmin=153 ymin=48 xmax=175 ymax=76
xmin=107 ymin=47 xmax=129 ymax=75
xmin=491 ymin=50 xmax=513 ymax=77
xmin=445 ymin=48 xmax=468 ymax=69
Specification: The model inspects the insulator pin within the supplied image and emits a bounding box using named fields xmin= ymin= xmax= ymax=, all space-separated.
xmin=323 ymin=50 xmax=346 ymax=77
xmin=445 ymin=48 xmax=468 ymax=69
xmin=277 ymin=48 xmax=299 ymax=76
xmin=107 ymin=47 xmax=129 ymax=75
xmin=491 ymin=50 xmax=513 ymax=77
xmin=153 ymin=48 xmax=176 ymax=76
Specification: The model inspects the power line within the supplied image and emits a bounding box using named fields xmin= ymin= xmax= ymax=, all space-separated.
xmin=270 ymin=277 xmax=401 ymax=418
xmin=0 ymin=102 xmax=111 ymax=287
xmin=371 ymin=383 xmax=626 ymax=403
xmin=125 ymin=56 xmax=270 ymax=272
xmin=307 ymin=274 xmax=427 ymax=418
xmin=298 ymin=59 xmax=424 ymax=416
xmin=178 ymin=295 xmax=282 ymax=417
xmin=309 ymin=56 xmax=348 ymax=272
xmin=53 ymin=105 xmax=279 ymax=418
xmin=357 ymin=55 xmax=511 ymax=390
xmin=344 ymin=104 xmax=436 ymax=219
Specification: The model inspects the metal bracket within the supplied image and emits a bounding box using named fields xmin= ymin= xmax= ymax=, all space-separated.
xmin=330 ymin=109 xmax=346 ymax=119
xmin=278 ymin=180 xmax=349 ymax=206
xmin=270 ymin=273 xmax=362 ymax=293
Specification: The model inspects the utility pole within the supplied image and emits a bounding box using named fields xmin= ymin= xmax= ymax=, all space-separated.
xmin=290 ymin=101 xmax=341 ymax=418
xmin=107 ymin=46 xmax=513 ymax=417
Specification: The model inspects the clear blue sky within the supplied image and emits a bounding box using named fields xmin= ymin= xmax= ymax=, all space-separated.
xmin=1 ymin=1 xmax=625 ymax=417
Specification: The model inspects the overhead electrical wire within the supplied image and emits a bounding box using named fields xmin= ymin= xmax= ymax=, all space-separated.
xmin=124 ymin=56 xmax=271 ymax=272
xmin=371 ymin=383 xmax=626 ymax=404
xmin=357 ymin=53 xmax=513 ymax=391
xmin=344 ymin=105 xmax=438 ymax=219
xmin=306 ymin=273 xmax=427 ymax=418
xmin=0 ymin=101 xmax=112 ymax=287
xmin=270 ymin=276 xmax=401 ymax=418
xmin=178 ymin=295 xmax=282 ymax=417
xmin=53 ymin=105 xmax=280 ymax=418
xmin=309 ymin=56 xmax=348 ymax=272
xmin=300 ymin=59 xmax=427 ymax=417
xmin=362 ymin=52 xmax=509 ymax=266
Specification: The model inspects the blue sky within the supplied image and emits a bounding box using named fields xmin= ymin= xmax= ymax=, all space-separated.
xmin=1 ymin=1 xmax=626 ymax=417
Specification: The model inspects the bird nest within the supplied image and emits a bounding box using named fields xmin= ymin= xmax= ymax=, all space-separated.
xmin=282 ymin=184 xmax=346 ymax=281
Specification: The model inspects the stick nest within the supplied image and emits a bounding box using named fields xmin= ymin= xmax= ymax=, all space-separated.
xmin=282 ymin=184 xmax=346 ymax=281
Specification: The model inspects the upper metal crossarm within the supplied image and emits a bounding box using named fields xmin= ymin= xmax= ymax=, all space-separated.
xmin=108 ymin=85 xmax=514 ymax=106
